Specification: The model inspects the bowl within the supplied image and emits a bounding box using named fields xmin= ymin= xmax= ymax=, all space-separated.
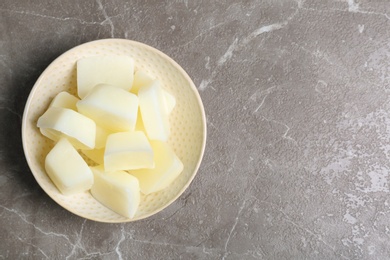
xmin=22 ymin=39 xmax=207 ymax=222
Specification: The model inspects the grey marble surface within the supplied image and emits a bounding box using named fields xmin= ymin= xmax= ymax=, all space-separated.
xmin=2 ymin=0 xmax=390 ymax=259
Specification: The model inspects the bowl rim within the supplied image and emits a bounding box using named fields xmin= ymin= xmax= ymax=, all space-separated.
xmin=21 ymin=38 xmax=207 ymax=223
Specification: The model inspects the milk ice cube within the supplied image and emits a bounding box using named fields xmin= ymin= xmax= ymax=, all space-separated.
xmin=49 ymin=92 xmax=80 ymax=111
xmin=77 ymin=84 xmax=139 ymax=132
xmin=37 ymin=107 xmax=96 ymax=149
xmin=138 ymin=80 xmax=170 ymax=141
xmin=45 ymin=138 xmax=93 ymax=195
xmin=104 ymin=131 xmax=154 ymax=172
xmin=132 ymin=71 xmax=176 ymax=115
xmin=130 ymin=70 xmax=154 ymax=94
xmin=130 ymin=141 xmax=183 ymax=195
xmin=91 ymin=166 xmax=140 ymax=218
xmin=135 ymin=91 xmax=174 ymax=132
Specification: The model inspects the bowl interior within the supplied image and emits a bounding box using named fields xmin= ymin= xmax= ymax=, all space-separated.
xmin=22 ymin=39 xmax=206 ymax=222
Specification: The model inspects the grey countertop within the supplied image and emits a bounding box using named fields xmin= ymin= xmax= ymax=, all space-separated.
xmin=2 ymin=0 xmax=390 ymax=259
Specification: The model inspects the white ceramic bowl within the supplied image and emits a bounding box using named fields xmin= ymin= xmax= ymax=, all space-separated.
xmin=22 ymin=39 xmax=206 ymax=222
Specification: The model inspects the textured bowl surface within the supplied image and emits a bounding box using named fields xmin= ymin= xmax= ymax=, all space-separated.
xmin=22 ymin=39 xmax=206 ymax=223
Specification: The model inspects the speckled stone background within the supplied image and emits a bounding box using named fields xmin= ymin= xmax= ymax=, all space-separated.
xmin=2 ymin=0 xmax=390 ymax=259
